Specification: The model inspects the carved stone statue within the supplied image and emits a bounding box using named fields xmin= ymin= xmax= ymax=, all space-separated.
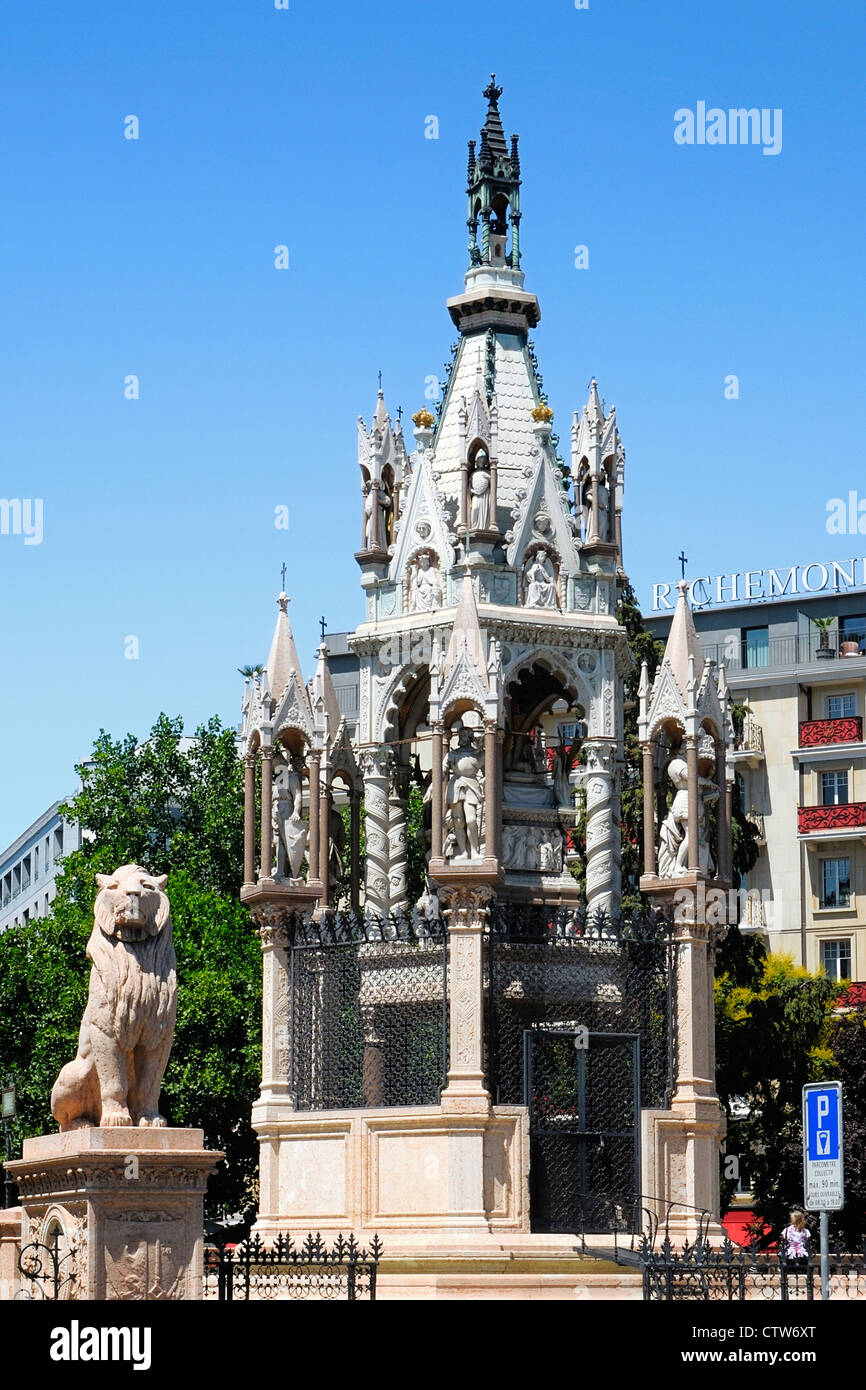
xmin=273 ymin=753 xmax=307 ymax=880
xmin=552 ymin=726 xmax=576 ymax=807
xmin=524 ymin=549 xmax=558 ymax=608
xmin=657 ymin=756 xmax=719 ymax=878
xmin=597 ymin=473 xmax=611 ymax=542
xmin=51 ymin=866 xmax=177 ymax=1129
xmin=363 ymin=478 xmax=391 ymax=551
xmin=444 ymin=721 xmax=485 ymax=860
xmin=469 ymin=454 xmax=491 ymax=530
xmin=580 ymin=470 xmax=592 ymax=541
xmin=410 ymin=552 xmax=443 ymax=612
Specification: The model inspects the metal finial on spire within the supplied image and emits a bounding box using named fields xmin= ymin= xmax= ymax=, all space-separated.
xmin=378 ymin=370 xmax=383 ymax=392
xmin=280 ymin=561 xmax=287 ymax=591
xmin=319 ymin=615 xmax=327 ymax=642
xmin=678 ymin=552 xmax=688 ymax=580
xmin=483 ymin=73 xmax=503 ymax=104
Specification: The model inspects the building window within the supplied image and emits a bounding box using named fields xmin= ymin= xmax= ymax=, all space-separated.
xmin=742 ymin=626 xmax=769 ymax=669
xmin=820 ymin=857 xmax=851 ymax=909
xmin=827 ymin=693 xmax=856 ymax=719
xmin=840 ymin=615 xmax=866 ymax=651
xmin=821 ymin=770 xmax=849 ymax=806
xmin=336 ymin=684 xmax=359 ymax=714
xmin=820 ymin=938 xmax=852 ymax=982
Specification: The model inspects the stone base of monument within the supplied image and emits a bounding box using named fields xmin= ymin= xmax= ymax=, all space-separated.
xmin=8 ymin=1128 xmax=222 ymax=1300
xmin=251 ymin=1101 xmax=646 ymax=1299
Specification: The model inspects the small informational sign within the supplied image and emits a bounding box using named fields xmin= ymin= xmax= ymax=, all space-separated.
xmin=0 ymin=1081 xmax=16 ymax=1121
xmin=802 ymin=1082 xmax=844 ymax=1211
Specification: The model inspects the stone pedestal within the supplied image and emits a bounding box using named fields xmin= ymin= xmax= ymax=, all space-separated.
xmin=7 ymin=1129 xmax=221 ymax=1300
xmin=0 ymin=1207 xmax=22 ymax=1301
xmin=638 ymin=872 xmax=727 ymax=1241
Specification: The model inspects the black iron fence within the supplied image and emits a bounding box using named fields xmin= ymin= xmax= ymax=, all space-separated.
xmin=486 ymin=905 xmax=674 ymax=1234
xmin=203 ymin=1232 xmax=382 ymax=1302
xmin=287 ymin=911 xmax=448 ymax=1110
xmin=641 ymin=1236 xmax=866 ymax=1301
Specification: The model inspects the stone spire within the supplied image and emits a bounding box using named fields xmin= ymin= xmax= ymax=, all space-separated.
xmin=266 ymin=592 xmax=306 ymax=704
xmin=312 ymin=639 xmax=342 ymax=746
xmin=442 ymin=571 xmax=488 ymax=685
xmin=661 ymin=579 xmax=705 ymax=704
xmin=448 ymin=78 xmax=539 ymax=338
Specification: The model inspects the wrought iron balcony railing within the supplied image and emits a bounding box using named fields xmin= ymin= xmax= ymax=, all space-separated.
xmin=798 ymin=802 xmax=866 ymax=834
xmin=799 ymin=716 xmax=863 ymax=747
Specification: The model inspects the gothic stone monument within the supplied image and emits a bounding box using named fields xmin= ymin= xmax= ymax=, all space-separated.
xmin=238 ymin=79 xmax=730 ymax=1279
xmin=8 ymin=866 xmax=222 ymax=1300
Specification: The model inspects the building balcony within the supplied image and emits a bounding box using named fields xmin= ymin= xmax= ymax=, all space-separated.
xmin=732 ymin=715 xmax=765 ymax=767
xmin=799 ymin=716 xmax=863 ymax=748
xmin=746 ymin=810 xmax=766 ymax=844
xmin=798 ymin=802 xmax=866 ymax=836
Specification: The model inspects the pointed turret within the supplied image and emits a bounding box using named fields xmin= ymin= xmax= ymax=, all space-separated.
xmin=442 ymin=571 xmax=488 ymax=685
xmin=448 ymin=77 xmax=539 ymax=335
xmin=662 ymin=580 xmax=705 ymax=704
xmin=266 ymin=592 xmax=306 ymax=703
xmin=312 ymin=639 xmax=342 ymax=747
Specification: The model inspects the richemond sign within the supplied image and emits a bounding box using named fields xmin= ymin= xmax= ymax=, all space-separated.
xmin=651 ymin=557 xmax=866 ymax=611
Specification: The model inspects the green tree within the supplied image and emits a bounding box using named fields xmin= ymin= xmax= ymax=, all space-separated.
xmin=826 ymin=997 xmax=866 ymax=1245
xmin=0 ymin=714 xmax=261 ymax=1219
xmin=714 ymin=935 xmax=838 ymax=1239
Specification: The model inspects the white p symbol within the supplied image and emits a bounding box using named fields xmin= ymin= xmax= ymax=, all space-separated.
xmin=817 ymin=1095 xmax=830 ymax=1126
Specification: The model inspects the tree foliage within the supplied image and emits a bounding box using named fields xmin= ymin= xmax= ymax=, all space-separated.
xmin=715 ymin=929 xmax=839 ymax=1239
xmin=827 ymin=999 xmax=866 ymax=1245
xmin=0 ymin=714 xmax=261 ymax=1219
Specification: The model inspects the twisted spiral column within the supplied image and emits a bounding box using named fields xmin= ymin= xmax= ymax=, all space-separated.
xmin=387 ymin=761 xmax=410 ymax=915
xmin=583 ymin=740 xmax=619 ymax=918
xmin=361 ymin=748 xmax=390 ymax=916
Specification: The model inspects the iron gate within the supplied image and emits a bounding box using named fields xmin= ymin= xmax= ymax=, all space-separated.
xmin=524 ymin=1028 xmax=641 ymax=1234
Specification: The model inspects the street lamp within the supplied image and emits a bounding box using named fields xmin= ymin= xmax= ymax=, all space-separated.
xmin=1 ymin=1075 xmax=17 ymax=1210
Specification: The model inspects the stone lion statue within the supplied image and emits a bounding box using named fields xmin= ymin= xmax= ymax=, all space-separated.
xmin=51 ymin=865 xmax=177 ymax=1130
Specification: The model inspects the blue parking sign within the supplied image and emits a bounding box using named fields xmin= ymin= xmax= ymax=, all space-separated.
xmin=803 ymin=1082 xmax=844 ymax=1211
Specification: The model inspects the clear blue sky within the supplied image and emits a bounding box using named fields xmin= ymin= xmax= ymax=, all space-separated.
xmin=2 ymin=0 xmax=864 ymax=847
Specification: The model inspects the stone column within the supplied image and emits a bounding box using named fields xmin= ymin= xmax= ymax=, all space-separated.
xmin=642 ymin=741 xmax=656 ymax=877
xmin=686 ymin=735 xmax=699 ymax=871
xmin=243 ymin=754 xmax=256 ymax=887
xmin=460 ymin=459 xmax=469 ymax=532
xmin=361 ymin=1005 xmax=385 ymax=1107
xmin=350 ymin=790 xmax=361 ymax=914
xmin=440 ymin=886 xmax=491 ymax=1113
xmin=318 ymin=773 xmax=330 ymax=905
xmin=256 ymin=912 xmax=294 ymax=1105
xmin=715 ymin=740 xmax=730 ymax=884
xmin=388 ymin=761 xmax=409 ymax=915
xmin=483 ymin=722 xmax=498 ymax=860
xmin=361 ymin=748 xmax=390 ymax=916
xmin=431 ymin=724 xmax=444 ymax=862
xmin=584 ymin=741 xmax=617 ymax=918
xmin=308 ymin=751 xmax=321 ymax=887
xmin=260 ymin=747 xmax=274 ymax=882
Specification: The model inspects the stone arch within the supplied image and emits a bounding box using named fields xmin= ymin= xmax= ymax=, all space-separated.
xmin=502 ymin=647 xmax=593 ymax=724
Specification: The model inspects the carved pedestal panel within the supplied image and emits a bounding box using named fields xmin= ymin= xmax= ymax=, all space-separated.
xmin=8 ymin=1129 xmax=221 ymax=1300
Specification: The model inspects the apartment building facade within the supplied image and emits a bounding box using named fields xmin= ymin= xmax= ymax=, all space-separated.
xmin=646 ymin=583 xmax=866 ymax=984
xmin=0 ymin=800 xmax=81 ymax=933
